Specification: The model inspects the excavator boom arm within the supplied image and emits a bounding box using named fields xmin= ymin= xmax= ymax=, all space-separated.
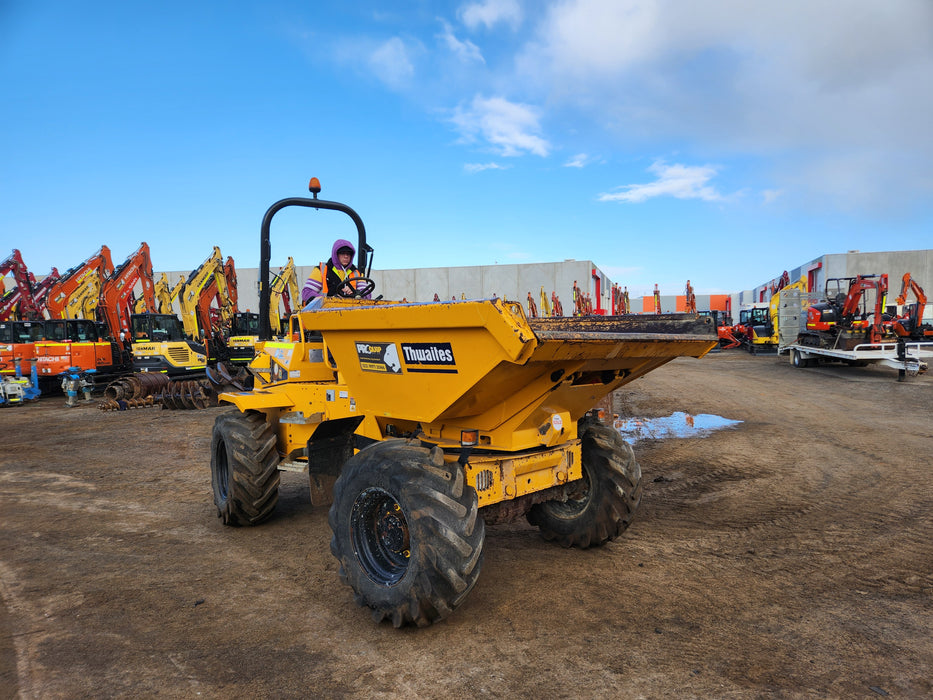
xmin=0 ymin=250 xmax=42 ymax=320
xmin=46 ymin=246 xmax=114 ymax=319
xmin=98 ymin=242 xmax=157 ymax=339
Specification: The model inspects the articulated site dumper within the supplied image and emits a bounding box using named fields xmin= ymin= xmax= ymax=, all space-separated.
xmin=210 ymin=180 xmax=717 ymax=627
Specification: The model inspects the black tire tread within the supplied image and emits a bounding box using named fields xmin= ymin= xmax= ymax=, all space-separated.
xmin=527 ymin=420 xmax=642 ymax=548
xmin=211 ymin=410 xmax=280 ymax=526
xmin=329 ymin=439 xmax=484 ymax=627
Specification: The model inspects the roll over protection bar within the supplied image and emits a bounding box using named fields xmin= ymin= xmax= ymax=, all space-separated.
xmin=258 ymin=181 xmax=372 ymax=341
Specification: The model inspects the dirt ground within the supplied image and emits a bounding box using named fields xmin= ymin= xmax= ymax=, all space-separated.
xmin=1 ymin=350 xmax=931 ymax=699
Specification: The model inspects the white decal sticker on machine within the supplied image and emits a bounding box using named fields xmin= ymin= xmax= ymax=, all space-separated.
xmin=400 ymin=342 xmax=458 ymax=374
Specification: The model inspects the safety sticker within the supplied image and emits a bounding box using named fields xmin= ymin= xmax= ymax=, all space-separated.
xmin=355 ymin=342 xmax=402 ymax=374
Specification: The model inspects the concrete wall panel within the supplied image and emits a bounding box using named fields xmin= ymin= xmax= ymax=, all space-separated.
xmin=147 ymin=250 xmax=932 ymax=323
xmin=448 ymin=267 xmax=484 ymax=300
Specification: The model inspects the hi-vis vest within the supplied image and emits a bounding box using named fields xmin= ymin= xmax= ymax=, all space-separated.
xmin=320 ymin=261 xmax=362 ymax=296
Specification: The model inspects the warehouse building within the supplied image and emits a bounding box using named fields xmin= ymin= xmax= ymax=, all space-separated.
xmin=736 ymin=249 xmax=933 ymax=310
xmin=152 ymin=248 xmax=931 ymax=320
xmin=160 ymin=259 xmax=616 ymax=317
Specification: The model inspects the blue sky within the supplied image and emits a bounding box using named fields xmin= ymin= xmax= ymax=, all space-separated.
xmin=2 ymin=0 xmax=932 ymax=297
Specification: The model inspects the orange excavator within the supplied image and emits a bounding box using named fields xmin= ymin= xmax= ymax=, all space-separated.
xmin=610 ymin=284 xmax=628 ymax=315
xmin=0 ymin=319 xmax=46 ymax=379
xmin=891 ymin=273 xmax=932 ymax=339
xmin=551 ymin=290 xmax=564 ymax=317
xmin=3 ymin=247 xmax=114 ymax=389
xmin=35 ymin=244 xmax=158 ymax=386
xmin=572 ymin=281 xmax=594 ymax=316
xmin=801 ymin=274 xmax=890 ymax=348
xmin=98 ymin=242 xmax=158 ymax=341
xmin=46 ymin=246 xmax=115 ymax=320
xmin=716 ymin=297 xmax=741 ymax=348
xmin=684 ymin=280 xmax=697 ymax=314
xmin=526 ymin=291 xmax=538 ymax=318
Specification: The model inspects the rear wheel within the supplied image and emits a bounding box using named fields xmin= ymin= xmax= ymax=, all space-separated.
xmin=211 ymin=410 xmax=280 ymax=526
xmin=528 ymin=419 xmax=642 ymax=548
xmin=329 ymin=439 xmax=484 ymax=627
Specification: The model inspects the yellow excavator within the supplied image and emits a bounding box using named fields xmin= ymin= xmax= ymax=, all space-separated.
xmin=748 ymin=274 xmax=808 ymax=353
xmin=130 ymin=248 xmax=234 ymax=376
xmin=146 ymin=272 xmax=185 ymax=315
xmin=225 ymin=256 xmax=299 ymax=365
xmin=270 ymin=256 xmax=300 ymax=335
xmin=45 ymin=246 xmax=115 ymax=321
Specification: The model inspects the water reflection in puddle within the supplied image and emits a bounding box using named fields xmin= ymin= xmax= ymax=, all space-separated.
xmin=613 ymin=411 xmax=742 ymax=444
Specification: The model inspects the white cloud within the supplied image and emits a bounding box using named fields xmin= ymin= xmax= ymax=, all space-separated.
xmin=451 ymin=95 xmax=550 ymax=157
xmin=516 ymin=0 xmax=933 ymax=209
xmin=459 ymin=0 xmax=523 ymax=31
xmin=564 ymin=153 xmax=589 ymax=168
xmin=368 ymin=37 xmax=415 ymax=88
xmin=599 ymin=161 xmax=722 ymax=203
xmin=438 ymin=20 xmax=485 ymax=64
xmin=762 ymin=189 xmax=782 ymax=204
xmin=464 ymin=162 xmax=509 ymax=173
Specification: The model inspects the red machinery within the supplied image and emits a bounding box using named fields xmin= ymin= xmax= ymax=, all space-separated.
xmin=892 ymin=273 xmax=932 ymax=339
xmin=804 ymin=274 xmax=889 ymax=346
xmin=0 ymin=249 xmax=51 ymax=321
xmin=684 ymin=280 xmax=696 ymax=314
xmin=526 ymin=291 xmax=538 ymax=318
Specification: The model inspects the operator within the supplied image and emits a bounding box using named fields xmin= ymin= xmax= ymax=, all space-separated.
xmin=301 ymin=239 xmax=368 ymax=304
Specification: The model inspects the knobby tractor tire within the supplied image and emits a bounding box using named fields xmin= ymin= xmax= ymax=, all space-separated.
xmin=211 ymin=409 xmax=280 ymax=526
xmin=328 ymin=439 xmax=484 ymax=628
xmin=527 ymin=420 xmax=643 ymax=548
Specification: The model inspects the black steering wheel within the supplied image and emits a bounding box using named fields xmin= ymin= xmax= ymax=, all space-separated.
xmin=335 ymin=276 xmax=376 ymax=299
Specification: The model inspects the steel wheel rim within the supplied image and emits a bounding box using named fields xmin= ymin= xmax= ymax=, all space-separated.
xmin=351 ymin=487 xmax=411 ymax=586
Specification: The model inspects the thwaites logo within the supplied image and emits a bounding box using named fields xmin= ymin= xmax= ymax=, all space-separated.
xmin=400 ymin=342 xmax=457 ymax=374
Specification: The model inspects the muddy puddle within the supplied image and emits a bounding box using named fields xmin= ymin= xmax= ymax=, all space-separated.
xmin=613 ymin=411 xmax=742 ymax=444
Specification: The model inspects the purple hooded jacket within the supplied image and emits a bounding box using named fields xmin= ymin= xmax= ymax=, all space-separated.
xmin=301 ymin=239 xmax=358 ymax=304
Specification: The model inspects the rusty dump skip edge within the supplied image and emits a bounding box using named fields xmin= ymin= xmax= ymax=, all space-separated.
xmin=527 ymin=312 xmax=717 ymax=343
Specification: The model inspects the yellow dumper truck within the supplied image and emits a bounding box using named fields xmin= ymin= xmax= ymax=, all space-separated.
xmin=210 ymin=180 xmax=717 ymax=627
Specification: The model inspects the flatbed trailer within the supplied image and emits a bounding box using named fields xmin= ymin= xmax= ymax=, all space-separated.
xmin=777 ymin=287 xmax=932 ymax=380
xmin=782 ymin=339 xmax=932 ymax=379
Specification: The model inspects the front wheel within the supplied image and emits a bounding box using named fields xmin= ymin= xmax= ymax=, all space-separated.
xmin=329 ymin=440 xmax=484 ymax=627
xmin=211 ymin=410 xmax=280 ymax=526
xmin=527 ymin=419 xmax=642 ymax=548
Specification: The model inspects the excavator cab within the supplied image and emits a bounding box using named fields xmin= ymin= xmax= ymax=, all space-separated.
xmin=43 ymin=319 xmax=101 ymax=342
xmin=230 ymin=312 xmax=260 ymax=337
xmin=130 ymin=313 xmax=186 ymax=343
